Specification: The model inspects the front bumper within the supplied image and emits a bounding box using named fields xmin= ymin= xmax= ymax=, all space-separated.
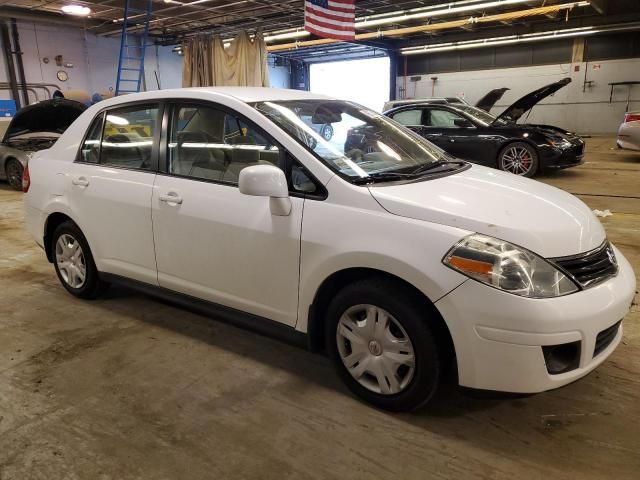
xmin=540 ymin=141 xmax=585 ymax=170
xmin=435 ymin=245 xmax=635 ymax=393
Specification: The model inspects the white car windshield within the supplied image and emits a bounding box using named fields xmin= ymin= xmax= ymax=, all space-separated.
xmin=254 ymin=100 xmax=456 ymax=182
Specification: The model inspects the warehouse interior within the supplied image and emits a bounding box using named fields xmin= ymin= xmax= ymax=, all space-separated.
xmin=0 ymin=0 xmax=639 ymax=479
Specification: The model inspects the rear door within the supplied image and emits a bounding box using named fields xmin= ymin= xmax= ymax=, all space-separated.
xmin=150 ymin=101 xmax=304 ymax=326
xmin=67 ymin=103 xmax=160 ymax=285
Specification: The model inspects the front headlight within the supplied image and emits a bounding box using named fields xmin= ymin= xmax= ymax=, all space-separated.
xmin=443 ymin=234 xmax=579 ymax=298
xmin=547 ymin=138 xmax=571 ymax=148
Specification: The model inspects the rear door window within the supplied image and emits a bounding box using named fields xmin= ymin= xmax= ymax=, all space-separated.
xmin=100 ymin=105 xmax=159 ymax=170
xmin=79 ymin=113 xmax=104 ymax=164
xmin=392 ymin=109 xmax=423 ymax=126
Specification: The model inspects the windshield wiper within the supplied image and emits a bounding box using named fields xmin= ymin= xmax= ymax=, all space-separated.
xmin=411 ymin=159 xmax=463 ymax=175
xmin=352 ymin=159 xmax=465 ymax=185
xmin=351 ymin=171 xmax=418 ymax=185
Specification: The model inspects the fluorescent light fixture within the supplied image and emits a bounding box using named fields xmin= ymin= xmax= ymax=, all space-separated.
xmin=357 ymin=0 xmax=538 ymax=29
xmin=400 ymin=22 xmax=640 ymax=55
xmin=264 ymin=30 xmax=310 ymax=42
xmin=106 ymin=114 xmax=129 ymax=126
xmin=61 ymin=4 xmax=91 ymax=16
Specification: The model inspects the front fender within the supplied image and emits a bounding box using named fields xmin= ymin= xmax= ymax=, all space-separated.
xmin=295 ymin=197 xmax=471 ymax=333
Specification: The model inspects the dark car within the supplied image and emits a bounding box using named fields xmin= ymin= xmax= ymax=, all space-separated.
xmin=0 ymin=98 xmax=87 ymax=189
xmin=300 ymin=114 xmax=334 ymax=140
xmin=382 ymin=78 xmax=584 ymax=177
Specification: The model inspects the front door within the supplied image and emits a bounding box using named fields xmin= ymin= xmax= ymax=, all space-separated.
xmin=151 ymin=102 xmax=303 ymax=326
xmin=421 ymin=107 xmax=480 ymax=161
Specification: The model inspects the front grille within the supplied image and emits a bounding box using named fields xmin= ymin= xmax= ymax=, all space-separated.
xmin=552 ymin=242 xmax=618 ymax=289
xmin=594 ymin=321 xmax=621 ymax=358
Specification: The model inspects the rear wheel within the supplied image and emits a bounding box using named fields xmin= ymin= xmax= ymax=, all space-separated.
xmin=326 ymin=278 xmax=441 ymax=411
xmin=498 ymin=142 xmax=539 ymax=177
xmin=5 ymin=158 xmax=23 ymax=191
xmin=52 ymin=221 xmax=107 ymax=299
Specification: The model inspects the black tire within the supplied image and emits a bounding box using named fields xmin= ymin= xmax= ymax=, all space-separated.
xmin=51 ymin=221 xmax=107 ymax=299
xmin=5 ymin=158 xmax=23 ymax=191
xmin=326 ymin=277 xmax=441 ymax=412
xmin=320 ymin=124 xmax=334 ymax=141
xmin=498 ymin=142 xmax=539 ymax=178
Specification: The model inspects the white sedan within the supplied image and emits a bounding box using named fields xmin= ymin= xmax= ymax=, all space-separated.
xmin=617 ymin=112 xmax=640 ymax=151
xmin=23 ymin=87 xmax=636 ymax=411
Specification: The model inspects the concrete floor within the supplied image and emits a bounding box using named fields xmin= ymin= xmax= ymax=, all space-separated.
xmin=0 ymin=137 xmax=638 ymax=480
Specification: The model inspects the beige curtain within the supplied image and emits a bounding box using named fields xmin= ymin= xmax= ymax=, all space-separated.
xmin=182 ymin=31 xmax=270 ymax=87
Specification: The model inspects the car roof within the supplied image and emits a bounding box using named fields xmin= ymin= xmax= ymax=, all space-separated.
xmin=95 ymin=87 xmax=333 ymax=109
xmin=384 ymin=101 xmax=465 ymax=115
xmin=383 ymin=98 xmax=467 ymax=113
xmin=385 ymin=97 xmax=464 ymax=106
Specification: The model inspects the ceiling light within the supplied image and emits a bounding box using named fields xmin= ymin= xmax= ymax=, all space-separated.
xmin=400 ymin=22 xmax=640 ymax=54
xmin=264 ymin=30 xmax=310 ymax=42
xmin=61 ymin=5 xmax=91 ymax=16
xmin=357 ymin=0 xmax=535 ymax=29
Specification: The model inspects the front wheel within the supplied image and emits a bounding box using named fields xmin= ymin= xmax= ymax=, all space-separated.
xmin=326 ymin=278 xmax=441 ymax=411
xmin=320 ymin=124 xmax=334 ymax=141
xmin=498 ymin=142 xmax=539 ymax=177
xmin=52 ymin=221 xmax=107 ymax=299
xmin=5 ymin=158 xmax=24 ymax=191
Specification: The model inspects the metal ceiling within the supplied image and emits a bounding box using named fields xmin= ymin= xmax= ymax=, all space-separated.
xmin=0 ymin=0 xmax=639 ymax=56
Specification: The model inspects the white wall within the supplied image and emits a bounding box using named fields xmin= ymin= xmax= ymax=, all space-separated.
xmin=311 ymin=57 xmax=390 ymax=111
xmin=0 ymin=21 xmax=183 ymax=104
xmin=268 ymin=63 xmax=290 ymax=89
xmin=397 ymin=58 xmax=640 ymax=134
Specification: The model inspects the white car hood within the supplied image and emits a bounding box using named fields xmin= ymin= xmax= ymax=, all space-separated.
xmin=369 ymin=165 xmax=605 ymax=258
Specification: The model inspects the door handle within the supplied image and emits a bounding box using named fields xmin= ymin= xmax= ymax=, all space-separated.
xmin=159 ymin=192 xmax=183 ymax=204
xmin=72 ymin=176 xmax=89 ymax=187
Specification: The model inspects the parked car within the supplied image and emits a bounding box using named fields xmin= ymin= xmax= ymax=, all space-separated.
xmin=384 ymin=78 xmax=583 ymax=177
xmin=616 ymin=111 xmax=640 ymax=151
xmin=24 ymin=88 xmax=635 ymax=411
xmin=0 ymin=99 xmax=87 ymax=190
xmin=300 ymin=114 xmax=334 ymax=141
xmin=475 ymin=87 xmax=510 ymax=112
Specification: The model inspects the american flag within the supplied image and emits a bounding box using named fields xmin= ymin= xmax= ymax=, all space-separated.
xmin=304 ymin=0 xmax=356 ymax=41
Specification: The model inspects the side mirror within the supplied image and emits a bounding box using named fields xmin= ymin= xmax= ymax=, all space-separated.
xmin=454 ymin=118 xmax=474 ymax=128
xmin=239 ymin=164 xmax=291 ymax=216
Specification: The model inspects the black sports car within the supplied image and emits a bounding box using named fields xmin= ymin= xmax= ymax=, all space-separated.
xmin=381 ymin=78 xmax=584 ymax=177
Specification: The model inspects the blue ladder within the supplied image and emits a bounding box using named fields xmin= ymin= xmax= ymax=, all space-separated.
xmin=115 ymin=0 xmax=153 ymax=95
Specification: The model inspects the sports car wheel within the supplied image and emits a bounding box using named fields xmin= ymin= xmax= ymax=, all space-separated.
xmin=320 ymin=124 xmax=334 ymax=141
xmin=5 ymin=158 xmax=24 ymax=191
xmin=498 ymin=142 xmax=539 ymax=177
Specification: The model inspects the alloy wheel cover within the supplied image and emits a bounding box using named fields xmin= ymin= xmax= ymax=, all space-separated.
xmin=336 ymin=304 xmax=416 ymax=395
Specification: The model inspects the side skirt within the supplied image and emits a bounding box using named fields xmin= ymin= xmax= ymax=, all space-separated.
xmin=100 ymin=273 xmax=309 ymax=349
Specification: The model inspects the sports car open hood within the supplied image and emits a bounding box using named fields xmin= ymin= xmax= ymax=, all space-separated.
xmin=475 ymin=87 xmax=509 ymax=112
xmin=3 ymin=99 xmax=86 ymax=141
xmin=368 ymin=164 xmax=605 ymax=258
xmin=495 ymin=78 xmax=571 ymax=124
